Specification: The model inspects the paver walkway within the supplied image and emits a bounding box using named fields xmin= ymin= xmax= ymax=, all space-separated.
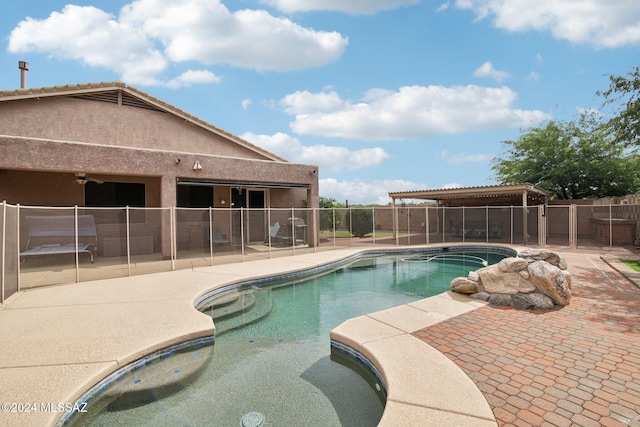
xmin=414 ymin=251 xmax=640 ymax=427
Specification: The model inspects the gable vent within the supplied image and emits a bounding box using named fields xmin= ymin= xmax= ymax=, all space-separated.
xmin=69 ymin=89 xmax=165 ymax=113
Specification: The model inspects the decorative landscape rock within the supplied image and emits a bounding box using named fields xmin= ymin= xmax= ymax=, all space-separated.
xmin=451 ymin=249 xmax=571 ymax=310
xmin=497 ymin=257 xmax=529 ymax=273
xmin=518 ymin=248 xmax=568 ymax=270
xmin=451 ymin=277 xmax=479 ymax=294
xmin=527 ymin=261 xmax=572 ymax=305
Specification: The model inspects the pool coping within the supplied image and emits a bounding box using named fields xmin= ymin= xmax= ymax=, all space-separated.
xmin=0 ymin=244 xmax=513 ymax=427
xmin=330 ymin=291 xmax=498 ymax=426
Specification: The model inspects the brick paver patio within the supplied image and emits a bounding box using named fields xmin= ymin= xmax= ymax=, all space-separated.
xmin=414 ymin=252 xmax=640 ymax=427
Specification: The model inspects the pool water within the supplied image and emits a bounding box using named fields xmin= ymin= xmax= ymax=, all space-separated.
xmin=72 ymin=251 xmax=504 ymax=427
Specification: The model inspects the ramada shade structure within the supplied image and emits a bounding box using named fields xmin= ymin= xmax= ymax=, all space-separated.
xmin=389 ymin=183 xmax=551 ymax=207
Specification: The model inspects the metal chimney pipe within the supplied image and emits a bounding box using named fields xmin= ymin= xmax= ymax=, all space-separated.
xmin=18 ymin=61 xmax=29 ymax=88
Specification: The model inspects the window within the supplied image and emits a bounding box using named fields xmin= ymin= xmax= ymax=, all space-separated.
xmin=177 ymin=185 xmax=214 ymax=208
xmin=85 ymin=182 xmax=146 ymax=207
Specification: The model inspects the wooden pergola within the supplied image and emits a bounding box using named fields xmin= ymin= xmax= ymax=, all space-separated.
xmin=389 ymin=183 xmax=551 ymax=207
xmin=388 ymin=183 xmax=551 ymax=245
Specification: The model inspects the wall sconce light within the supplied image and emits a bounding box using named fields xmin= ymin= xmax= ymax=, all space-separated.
xmin=220 ymin=198 xmax=226 ymax=205
xmin=192 ymin=160 xmax=203 ymax=170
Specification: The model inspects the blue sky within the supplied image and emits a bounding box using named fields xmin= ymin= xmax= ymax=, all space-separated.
xmin=1 ymin=1 xmax=639 ymax=205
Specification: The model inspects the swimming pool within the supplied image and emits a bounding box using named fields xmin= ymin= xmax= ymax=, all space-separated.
xmin=66 ymin=248 xmax=508 ymax=426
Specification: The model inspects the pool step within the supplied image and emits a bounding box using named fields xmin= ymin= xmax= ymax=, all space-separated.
xmin=210 ymin=292 xmax=257 ymax=321
xmin=212 ymin=289 xmax=272 ymax=334
xmin=198 ymin=288 xmax=241 ymax=313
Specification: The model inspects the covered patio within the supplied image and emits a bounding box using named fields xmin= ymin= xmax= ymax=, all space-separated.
xmin=389 ymin=184 xmax=551 ymax=245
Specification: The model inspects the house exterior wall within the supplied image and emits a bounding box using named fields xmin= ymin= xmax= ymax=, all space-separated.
xmin=0 ymin=136 xmax=318 ymax=209
xmin=0 ymin=170 xmax=161 ymax=207
xmin=0 ymin=84 xmax=319 ymax=255
xmin=0 ymin=96 xmax=268 ymax=160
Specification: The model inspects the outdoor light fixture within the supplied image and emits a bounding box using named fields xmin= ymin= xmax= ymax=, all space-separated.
xmin=192 ymin=160 xmax=203 ymax=170
xmin=220 ymin=198 xmax=226 ymax=205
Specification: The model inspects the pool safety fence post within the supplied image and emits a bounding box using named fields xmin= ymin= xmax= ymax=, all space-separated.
xmin=347 ymin=206 xmax=353 ymax=248
xmin=510 ymin=206 xmax=514 ymax=245
xmin=126 ymin=206 xmax=131 ymax=276
xmin=1 ymin=201 xmax=5 ymax=303
xmin=240 ymin=207 xmax=245 ymax=262
xmin=267 ymin=207 xmax=272 ymax=258
xmin=406 ymin=207 xmax=410 ymax=246
xmin=312 ymin=207 xmax=318 ymax=252
xmin=291 ymin=207 xmax=296 ymax=254
xmin=372 ymin=208 xmax=376 ymax=245
xmin=485 ymin=206 xmax=489 ymax=243
xmin=332 ymin=208 xmax=336 ymax=248
xmin=74 ymin=205 xmax=80 ymax=283
xmin=16 ymin=204 xmax=20 ymax=293
xmin=392 ymin=201 xmax=399 ymax=246
xmin=568 ymin=205 xmax=577 ymax=249
xmin=208 ymin=208 xmax=214 ymax=266
xmin=609 ymin=205 xmax=613 ymax=248
xmin=425 ymin=206 xmax=429 ymax=245
xmin=522 ymin=192 xmax=529 ymax=245
xmin=445 ymin=207 xmax=448 ymax=243
xmin=538 ymin=205 xmax=546 ymax=246
xmin=462 ymin=206 xmax=465 ymax=243
xmin=170 ymin=206 xmax=176 ymax=271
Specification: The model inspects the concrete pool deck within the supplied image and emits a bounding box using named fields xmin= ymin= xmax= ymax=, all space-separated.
xmin=0 ymin=245 xmax=639 ymax=426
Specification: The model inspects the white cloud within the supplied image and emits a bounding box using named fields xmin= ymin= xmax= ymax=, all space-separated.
xmin=281 ymin=85 xmax=550 ymax=141
xmin=535 ymin=53 xmax=544 ymax=64
xmin=8 ymin=0 xmax=348 ymax=86
xmin=280 ymin=90 xmax=345 ymax=114
xmin=320 ymin=178 xmax=425 ymax=205
xmin=454 ymin=0 xmax=640 ymax=48
xmin=241 ymin=132 xmax=389 ymax=172
xmin=241 ymin=99 xmax=253 ymax=110
xmin=527 ymin=71 xmax=541 ymax=81
xmin=8 ymin=5 xmax=168 ymax=86
xmin=441 ymin=182 xmax=462 ymax=189
xmin=165 ymin=70 xmax=222 ymax=89
xmin=436 ymin=2 xmax=451 ymax=12
xmin=446 ymin=153 xmax=494 ymax=164
xmin=260 ymin=0 xmax=420 ymax=15
xmin=473 ymin=61 xmax=509 ymax=82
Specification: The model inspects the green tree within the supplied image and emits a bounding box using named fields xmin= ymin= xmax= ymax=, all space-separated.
xmin=345 ymin=208 xmax=374 ymax=237
xmin=491 ymin=118 xmax=640 ymax=199
xmin=319 ymin=196 xmax=343 ymax=231
xmin=598 ymin=65 xmax=640 ymax=147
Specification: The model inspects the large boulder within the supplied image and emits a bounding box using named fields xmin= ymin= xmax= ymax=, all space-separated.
xmin=524 ymin=293 xmax=556 ymax=310
xmin=518 ymin=248 xmax=568 ymax=270
xmin=477 ymin=265 xmax=537 ymax=294
xmin=450 ymin=249 xmax=571 ymax=309
xmin=527 ymin=261 xmax=571 ymax=306
xmin=511 ymin=293 xmax=555 ymax=310
xmin=497 ymin=257 xmax=529 ymax=273
xmin=451 ymin=277 xmax=479 ymax=294
xmin=488 ymin=293 xmax=513 ymax=306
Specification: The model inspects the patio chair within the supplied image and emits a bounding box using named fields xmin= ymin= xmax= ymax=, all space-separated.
xmin=206 ymin=227 xmax=231 ymax=249
xmin=268 ymin=222 xmax=293 ymax=246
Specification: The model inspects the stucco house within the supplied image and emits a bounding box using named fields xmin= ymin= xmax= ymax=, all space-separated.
xmin=0 ymin=80 xmax=318 ymax=256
